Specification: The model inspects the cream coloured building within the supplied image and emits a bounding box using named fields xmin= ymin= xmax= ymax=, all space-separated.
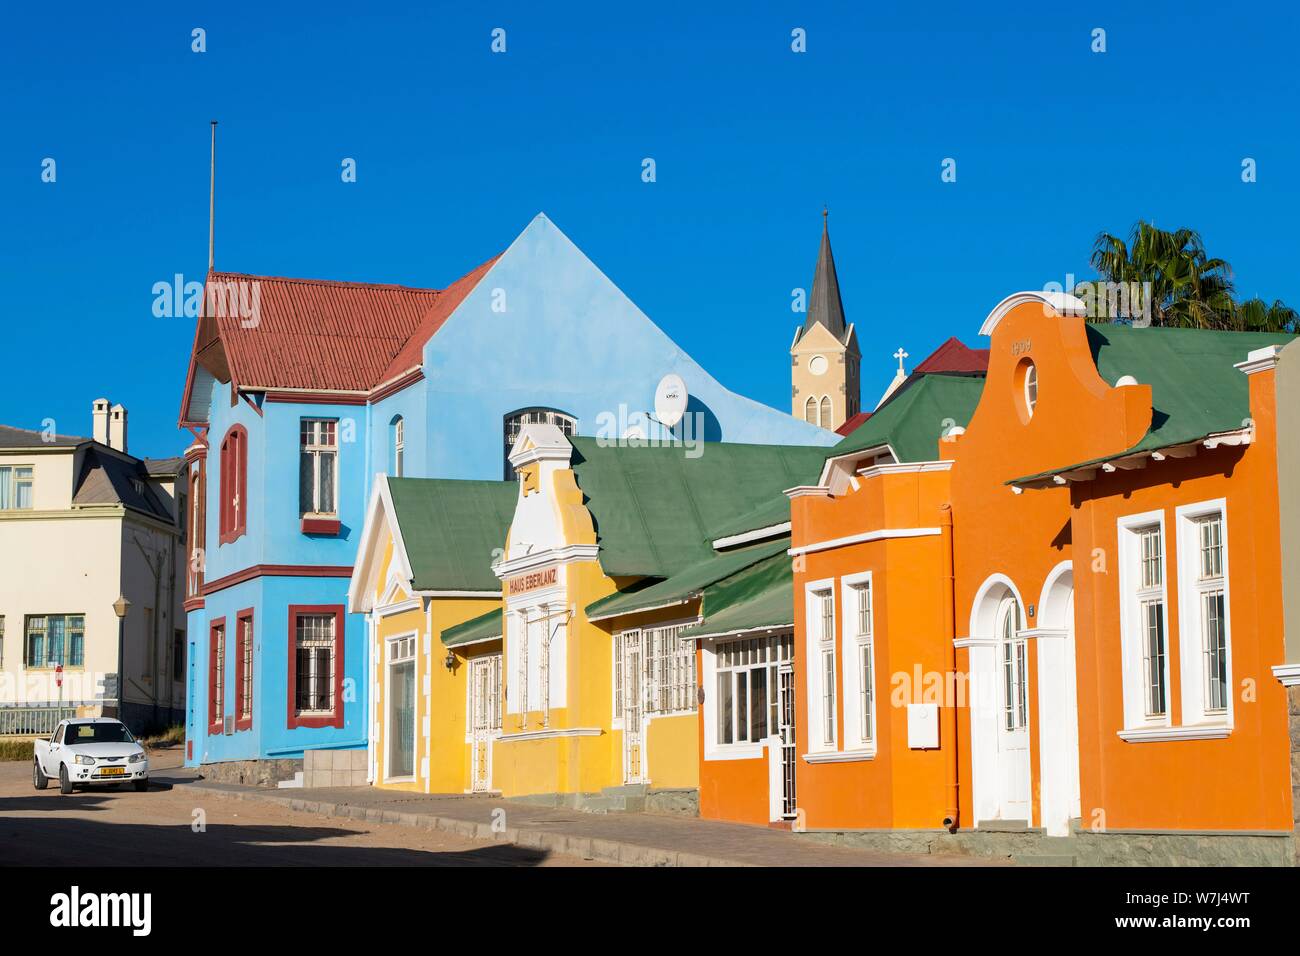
xmin=0 ymin=400 xmax=187 ymax=735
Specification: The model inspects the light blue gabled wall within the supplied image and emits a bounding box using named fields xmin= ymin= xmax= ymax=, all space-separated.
xmin=371 ymin=213 xmax=837 ymax=482
xmin=188 ymin=212 xmax=835 ymax=767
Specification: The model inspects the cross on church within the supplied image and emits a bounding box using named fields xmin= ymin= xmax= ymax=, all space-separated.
xmin=893 ymin=347 xmax=909 ymax=374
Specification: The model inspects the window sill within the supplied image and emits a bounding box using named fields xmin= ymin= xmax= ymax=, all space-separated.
xmin=703 ymin=743 xmax=765 ymax=761
xmin=301 ymin=516 xmax=341 ymax=535
xmin=218 ymin=529 xmax=246 ymax=546
xmin=1117 ymin=724 xmax=1231 ymax=743
xmin=802 ymin=747 xmax=876 ymax=764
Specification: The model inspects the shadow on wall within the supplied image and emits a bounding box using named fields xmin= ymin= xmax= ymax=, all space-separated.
xmin=686 ymin=397 xmax=721 ymax=443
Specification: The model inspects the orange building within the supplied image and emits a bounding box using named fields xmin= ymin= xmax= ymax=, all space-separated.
xmin=773 ymin=293 xmax=1296 ymax=864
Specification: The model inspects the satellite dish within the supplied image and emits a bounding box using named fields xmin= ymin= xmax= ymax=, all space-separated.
xmin=654 ymin=373 xmax=688 ymax=428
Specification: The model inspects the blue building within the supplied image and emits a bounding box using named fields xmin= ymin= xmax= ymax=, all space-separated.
xmin=177 ymin=213 xmax=836 ymax=774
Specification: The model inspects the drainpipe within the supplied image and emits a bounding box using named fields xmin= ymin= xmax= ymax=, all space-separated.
xmin=939 ymin=504 xmax=960 ymax=832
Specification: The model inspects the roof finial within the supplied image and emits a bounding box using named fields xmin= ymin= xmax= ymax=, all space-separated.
xmin=893 ymin=347 xmax=909 ymax=375
xmin=823 ymin=205 xmax=828 ymax=225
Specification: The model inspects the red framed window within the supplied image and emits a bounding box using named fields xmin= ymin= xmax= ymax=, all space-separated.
xmin=186 ymin=455 xmax=207 ymax=595
xmin=208 ymin=617 xmax=226 ymax=732
xmin=218 ymin=425 xmax=247 ymax=545
xmin=287 ymin=605 xmax=345 ymax=729
xmin=234 ymin=608 xmax=254 ymax=731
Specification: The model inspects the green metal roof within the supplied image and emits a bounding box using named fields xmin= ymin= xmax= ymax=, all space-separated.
xmin=569 ymin=436 xmax=825 ymax=579
xmin=830 ymin=373 xmax=986 ymax=464
xmin=386 ymin=477 xmax=516 ymax=592
xmin=441 ymin=606 xmax=503 ymax=648
xmin=679 ymin=550 xmax=793 ymax=641
xmin=1013 ymin=324 xmax=1296 ymax=483
xmin=708 ymin=495 xmax=794 ymax=543
xmin=585 ymin=538 xmax=791 ymax=621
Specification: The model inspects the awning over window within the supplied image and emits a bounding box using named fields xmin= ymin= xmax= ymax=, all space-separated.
xmin=441 ymin=606 xmax=503 ymax=648
xmin=679 ymin=551 xmax=793 ymax=641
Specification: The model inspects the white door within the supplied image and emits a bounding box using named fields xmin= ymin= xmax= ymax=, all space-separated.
xmin=469 ymin=655 xmax=501 ymax=792
xmin=996 ymin=599 xmax=1032 ymax=822
xmin=778 ymin=664 xmax=797 ymax=819
xmin=621 ymin=632 xmax=644 ymax=784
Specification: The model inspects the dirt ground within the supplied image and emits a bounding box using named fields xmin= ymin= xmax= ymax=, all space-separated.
xmin=0 ymin=747 xmax=606 ymax=866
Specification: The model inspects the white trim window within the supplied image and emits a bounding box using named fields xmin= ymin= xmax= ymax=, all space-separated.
xmin=999 ymin=599 xmax=1027 ymax=731
xmin=1117 ymin=511 xmax=1171 ymax=728
xmin=614 ymin=624 xmax=696 ymax=722
xmin=804 ymin=581 xmax=837 ymax=751
xmin=299 ymin=419 xmax=338 ymax=517
xmin=1023 ymin=362 xmax=1039 ymax=416
xmin=840 ymin=573 xmax=876 ymax=751
xmin=645 ymin=624 xmax=696 ymax=715
xmin=0 ymin=465 xmax=33 ymax=510
xmin=1176 ymin=500 xmax=1232 ymax=727
xmin=392 ymin=417 xmax=405 ymax=478
xmin=714 ymin=633 xmax=792 ymax=746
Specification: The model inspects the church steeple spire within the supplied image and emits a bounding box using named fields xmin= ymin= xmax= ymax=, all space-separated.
xmin=790 ymin=209 xmax=861 ymax=431
xmin=803 ymin=208 xmax=847 ymax=340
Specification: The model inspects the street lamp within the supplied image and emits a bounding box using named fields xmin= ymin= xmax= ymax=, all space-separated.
xmin=111 ymin=596 xmax=130 ymax=719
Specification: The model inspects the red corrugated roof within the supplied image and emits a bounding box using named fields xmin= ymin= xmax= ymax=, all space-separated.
xmin=835 ymin=412 xmax=871 ymax=436
xmin=912 ymin=336 xmax=990 ymax=375
xmin=192 ymin=255 xmax=499 ymax=396
xmin=377 ymin=255 xmax=501 ymax=383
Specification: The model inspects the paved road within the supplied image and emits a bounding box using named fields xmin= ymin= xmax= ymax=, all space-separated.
xmin=0 ymin=749 xmax=601 ymax=866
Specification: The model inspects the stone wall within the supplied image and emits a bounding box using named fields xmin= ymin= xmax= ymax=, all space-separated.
xmin=799 ymin=821 xmax=1294 ymax=866
xmin=199 ymin=758 xmax=302 ymax=788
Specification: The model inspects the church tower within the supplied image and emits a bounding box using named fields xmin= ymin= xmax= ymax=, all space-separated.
xmin=791 ymin=211 xmax=860 ymax=430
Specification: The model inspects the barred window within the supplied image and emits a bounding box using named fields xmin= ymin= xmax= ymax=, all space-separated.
xmin=210 ymin=621 xmax=225 ymax=727
xmin=238 ymin=615 xmax=254 ymax=721
xmin=644 ymin=624 xmax=696 ymax=714
xmin=503 ymin=408 xmax=576 ymax=480
xmin=25 ymin=615 xmax=85 ymax=669
xmin=714 ymin=633 xmax=793 ymax=746
xmin=295 ymin=613 xmax=336 ymax=715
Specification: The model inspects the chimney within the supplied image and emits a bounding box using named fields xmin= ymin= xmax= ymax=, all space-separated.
xmin=92 ymin=399 xmax=111 ymax=445
xmin=108 ymin=403 xmax=128 ymax=453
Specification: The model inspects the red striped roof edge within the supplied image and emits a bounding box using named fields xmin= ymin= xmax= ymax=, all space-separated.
xmin=181 ymin=253 xmax=500 ymax=420
xmin=835 ymin=411 xmax=871 ymax=436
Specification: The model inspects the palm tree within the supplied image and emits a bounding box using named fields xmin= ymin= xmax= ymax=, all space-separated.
xmin=1081 ymin=222 xmax=1237 ymax=328
xmin=1235 ymin=297 xmax=1300 ymax=333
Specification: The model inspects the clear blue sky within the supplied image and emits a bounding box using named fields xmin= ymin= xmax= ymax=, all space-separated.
xmin=3 ymin=1 xmax=1297 ymax=458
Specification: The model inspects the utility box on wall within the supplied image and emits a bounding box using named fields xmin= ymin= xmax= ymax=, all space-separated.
xmin=907 ymin=703 xmax=939 ymax=749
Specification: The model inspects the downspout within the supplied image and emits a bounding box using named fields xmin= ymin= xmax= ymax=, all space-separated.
xmin=939 ymin=504 xmax=960 ymax=832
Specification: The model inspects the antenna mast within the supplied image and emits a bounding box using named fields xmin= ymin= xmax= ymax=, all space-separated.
xmin=208 ymin=120 xmax=217 ymax=273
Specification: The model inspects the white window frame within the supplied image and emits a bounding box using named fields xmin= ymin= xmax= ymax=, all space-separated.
xmin=1023 ymin=362 xmax=1039 ymax=416
xmin=300 ymin=419 xmax=338 ymax=517
xmin=701 ymin=631 xmax=793 ymax=761
xmin=0 ymin=464 xmax=34 ymax=511
xmin=839 ymin=571 xmax=876 ymax=754
xmin=383 ymin=632 xmax=418 ymax=782
xmin=464 ymin=651 xmax=504 ymax=742
xmin=393 ymin=417 xmax=405 ymax=478
xmin=294 ymin=612 xmax=337 ymax=716
xmin=1175 ymin=499 xmax=1233 ymax=730
xmin=803 ymin=578 xmax=838 ymax=754
xmin=1117 ymin=510 xmax=1172 ymax=732
xmin=612 ymin=621 xmax=696 ymax=725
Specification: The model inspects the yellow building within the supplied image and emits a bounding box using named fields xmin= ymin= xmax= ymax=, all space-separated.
xmin=352 ymin=423 xmax=826 ymax=809
xmin=348 ymin=476 xmax=515 ymax=793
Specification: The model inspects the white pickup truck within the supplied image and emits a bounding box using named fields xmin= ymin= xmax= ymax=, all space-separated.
xmin=33 ymin=718 xmax=149 ymax=794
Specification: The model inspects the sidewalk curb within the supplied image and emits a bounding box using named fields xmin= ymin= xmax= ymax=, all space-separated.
xmin=192 ymin=784 xmax=752 ymax=867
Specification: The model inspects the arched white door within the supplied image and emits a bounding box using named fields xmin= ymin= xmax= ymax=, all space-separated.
xmin=1036 ymin=567 xmax=1081 ymax=836
xmin=995 ymin=598 xmax=1032 ymax=822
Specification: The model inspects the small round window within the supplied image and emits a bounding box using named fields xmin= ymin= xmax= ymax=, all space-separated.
xmin=809 ymin=355 xmax=828 ymax=376
xmin=1024 ymin=362 xmax=1038 ymax=414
